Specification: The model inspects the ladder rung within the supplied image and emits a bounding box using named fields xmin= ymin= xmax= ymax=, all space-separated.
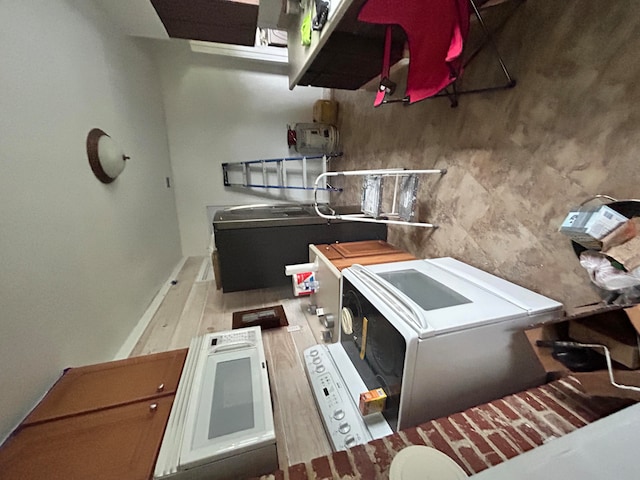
xmin=242 ymin=163 xmax=249 ymax=186
xmin=222 ymin=153 xmax=344 ymax=190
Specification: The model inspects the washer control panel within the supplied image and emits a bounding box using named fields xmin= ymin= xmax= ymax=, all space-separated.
xmin=303 ymin=345 xmax=370 ymax=451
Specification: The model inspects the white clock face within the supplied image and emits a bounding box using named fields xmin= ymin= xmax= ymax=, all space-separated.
xmin=341 ymin=307 xmax=353 ymax=335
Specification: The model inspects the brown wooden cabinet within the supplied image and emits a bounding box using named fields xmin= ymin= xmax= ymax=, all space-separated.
xmin=150 ymin=0 xmax=260 ymax=46
xmin=315 ymin=240 xmax=416 ymax=271
xmin=23 ymin=349 xmax=186 ymax=425
xmin=0 ymin=396 xmax=174 ymax=480
xmin=0 ymin=350 xmax=187 ymax=480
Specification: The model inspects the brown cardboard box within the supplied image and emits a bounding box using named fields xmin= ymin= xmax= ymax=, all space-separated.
xmin=358 ymin=388 xmax=387 ymax=416
xmin=568 ymin=309 xmax=640 ymax=369
xmin=525 ymin=304 xmax=640 ymax=400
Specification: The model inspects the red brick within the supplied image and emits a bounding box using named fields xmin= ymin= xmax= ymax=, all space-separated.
xmin=536 ymin=387 xmax=588 ymax=428
xmin=492 ymin=399 xmax=521 ymax=421
xmin=487 ymin=432 xmax=520 ymax=459
xmin=515 ymin=420 xmax=545 ymax=446
xmin=514 ymin=390 xmax=547 ymax=411
xmin=385 ymin=432 xmax=407 ymax=452
xmin=421 ymin=423 xmax=467 ymax=471
xmin=543 ymin=412 xmax=576 ymax=435
xmin=449 ymin=413 xmax=503 ymax=466
xmin=501 ymin=423 xmax=536 ymax=453
xmin=478 ymin=405 xmax=536 ymax=453
xmin=544 ymin=382 xmax=602 ymax=421
xmin=465 ymin=407 xmax=498 ymax=430
xmin=310 ymin=456 xmax=332 ymax=480
xmin=435 ymin=417 xmax=465 ymax=442
xmin=350 ymin=444 xmax=377 ymax=479
xmin=288 ymin=462 xmax=308 ymax=480
xmin=368 ymin=438 xmax=393 ymax=474
xmin=458 ymin=446 xmax=490 ymax=475
xmin=331 ymin=450 xmax=353 ymax=477
xmin=403 ymin=426 xmax=427 ymax=446
xmin=505 ymin=396 xmax=562 ymax=438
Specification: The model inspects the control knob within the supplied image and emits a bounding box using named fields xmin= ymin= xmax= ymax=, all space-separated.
xmin=319 ymin=312 xmax=335 ymax=328
xmin=321 ymin=330 xmax=332 ymax=342
xmin=344 ymin=435 xmax=357 ymax=448
xmin=338 ymin=422 xmax=351 ymax=434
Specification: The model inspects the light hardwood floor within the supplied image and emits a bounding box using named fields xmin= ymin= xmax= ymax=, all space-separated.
xmin=130 ymin=256 xmax=332 ymax=468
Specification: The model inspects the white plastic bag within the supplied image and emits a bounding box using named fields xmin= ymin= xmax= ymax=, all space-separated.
xmin=579 ymin=250 xmax=640 ymax=291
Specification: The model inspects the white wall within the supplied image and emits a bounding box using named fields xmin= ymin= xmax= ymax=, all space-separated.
xmin=153 ymin=42 xmax=326 ymax=256
xmin=0 ymin=0 xmax=182 ymax=442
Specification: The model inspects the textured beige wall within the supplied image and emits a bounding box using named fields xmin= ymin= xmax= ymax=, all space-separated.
xmin=331 ymin=0 xmax=640 ymax=309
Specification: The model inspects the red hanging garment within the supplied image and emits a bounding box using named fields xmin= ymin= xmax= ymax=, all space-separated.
xmin=359 ymin=0 xmax=470 ymax=105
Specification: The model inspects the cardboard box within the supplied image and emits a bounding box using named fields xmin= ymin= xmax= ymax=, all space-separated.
xmin=568 ymin=312 xmax=640 ymax=369
xmin=559 ymin=205 xmax=628 ymax=250
xmin=525 ymin=304 xmax=640 ymax=400
xmin=358 ymin=388 xmax=387 ymax=416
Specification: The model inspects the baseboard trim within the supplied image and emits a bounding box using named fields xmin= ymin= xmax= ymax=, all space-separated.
xmin=113 ymin=257 xmax=187 ymax=360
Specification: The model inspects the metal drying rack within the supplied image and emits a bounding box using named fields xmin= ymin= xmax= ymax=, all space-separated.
xmin=313 ymin=168 xmax=447 ymax=228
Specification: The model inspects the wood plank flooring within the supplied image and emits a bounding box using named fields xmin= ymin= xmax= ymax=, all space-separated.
xmin=130 ymin=256 xmax=332 ymax=467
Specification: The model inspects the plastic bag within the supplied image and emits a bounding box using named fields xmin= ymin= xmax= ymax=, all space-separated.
xmin=579 ymin=250 xmax=640 ymax=291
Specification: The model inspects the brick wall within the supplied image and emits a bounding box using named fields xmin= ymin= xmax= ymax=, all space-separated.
xmin=255 ymin=376 xmax=632 ymax=480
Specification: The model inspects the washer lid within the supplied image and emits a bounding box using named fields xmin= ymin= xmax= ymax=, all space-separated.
xmin=390 ymin=446 xmax=468 ymax=480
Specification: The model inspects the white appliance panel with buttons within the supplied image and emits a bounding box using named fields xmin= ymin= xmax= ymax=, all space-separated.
xmin=303 ymin=344 xmax=392 ymax=450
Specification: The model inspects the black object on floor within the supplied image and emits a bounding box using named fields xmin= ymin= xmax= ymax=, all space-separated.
xmin=232 ymin=305 xmax=288 ymax=331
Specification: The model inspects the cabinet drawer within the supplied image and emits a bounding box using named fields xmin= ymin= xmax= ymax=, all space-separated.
xmin=0 ymin=395 xmax=174 ymax=480
xmin=24 ymin=349 xmax=187 ymax=425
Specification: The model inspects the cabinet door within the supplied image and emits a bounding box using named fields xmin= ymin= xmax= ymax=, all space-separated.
xmin=0 ymin=395 xmax=174 ymax=480
xmin=332 ymin=240 xmax=401 ymax=258
xmin=312 ymin=244 xmax=344 ymax=260
xmin=331 ymin=251 xmax=417 ymax=270
xmin=329 ymin=240 xmax=416 ymax=271
xmin=24 ymin=349 xmax=187 ymax=425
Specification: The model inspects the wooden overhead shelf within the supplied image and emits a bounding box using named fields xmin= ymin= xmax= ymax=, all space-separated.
xmin=150 ymin=0 xmax=260 ymax=46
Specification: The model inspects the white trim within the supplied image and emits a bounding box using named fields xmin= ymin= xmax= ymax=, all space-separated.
xmin=114 ymin=257 xmax=188 ymax=360
xmin=189 ymin=40 xmax=288 ymax=65
xmin=196 ymin=256 xmax=213 ymax=282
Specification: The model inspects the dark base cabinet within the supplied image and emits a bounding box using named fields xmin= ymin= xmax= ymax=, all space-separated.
xmin=214 ymin=221 xmax=387 ymax=293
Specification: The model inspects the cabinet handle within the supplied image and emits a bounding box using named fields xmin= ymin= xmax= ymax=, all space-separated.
xmin=149 ymin=403 xmax=158 ymax=412
xmin=157 ymin=383 xmax=165 ymax=392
